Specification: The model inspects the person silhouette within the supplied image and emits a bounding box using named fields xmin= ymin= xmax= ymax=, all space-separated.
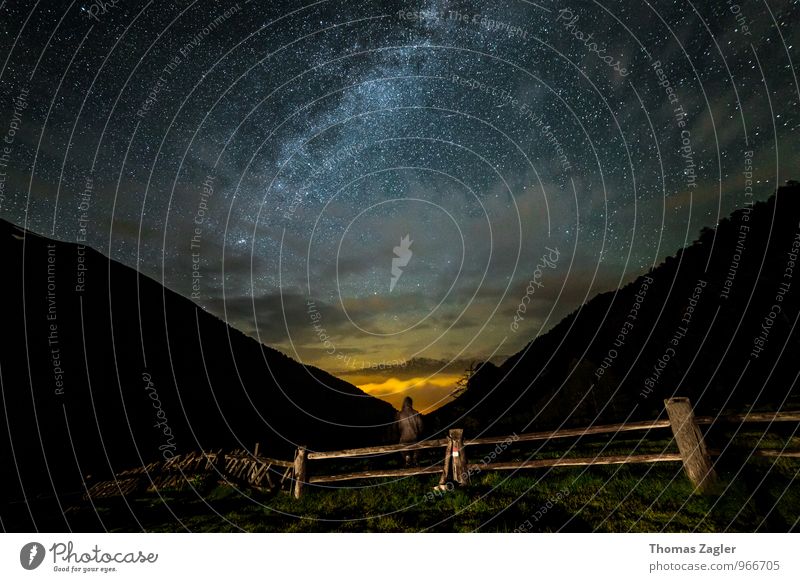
xmin=395 ymin=396 xmax=423 ymax=466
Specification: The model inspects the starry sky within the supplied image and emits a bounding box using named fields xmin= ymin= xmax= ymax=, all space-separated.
xmin=1 ymin=0 xmax=798 ymax=411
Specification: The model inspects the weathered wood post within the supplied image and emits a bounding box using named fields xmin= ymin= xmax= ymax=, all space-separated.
xmin=293 ymin=446 xmax=307 ymax=499
xmin=438 ymin=437 xmax=454 ymax=487
xmin=450 ymin=429 xmax=469 ymax=485
xmin=664 ymin=397 xmax=716 ymax=493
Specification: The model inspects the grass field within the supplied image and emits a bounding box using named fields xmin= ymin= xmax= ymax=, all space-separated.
xmin=65 ymin=431 xmax=800 ymax=533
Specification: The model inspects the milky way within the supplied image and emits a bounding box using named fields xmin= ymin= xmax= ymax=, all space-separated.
xmin=1 ymin=0 xmax=798 ymax=409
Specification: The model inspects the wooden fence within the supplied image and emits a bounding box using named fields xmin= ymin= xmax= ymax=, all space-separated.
xmin=85 ymin=447 xmax=293 ymax=499
xmin=289 ymin=397 xmax=800 ymax=498
xmin=86 ymin=397 xmax=800 ymax=501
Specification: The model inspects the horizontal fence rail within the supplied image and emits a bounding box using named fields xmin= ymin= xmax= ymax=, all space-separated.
xmin=465 ymin=419 xmax=673 ymax=447
xmin=695 ymin=411 xmax=800 ymax=424
xmin=306 ymin=438 xmax=449 ymax=460
xmin=309 ymin=465 xmax=443 ymax=484
xmin=474 ymin=453 xmax=685 ymax=473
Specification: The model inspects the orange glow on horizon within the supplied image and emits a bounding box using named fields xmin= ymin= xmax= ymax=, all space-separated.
xmin=346 ymin=373 xmax=463 ymax=412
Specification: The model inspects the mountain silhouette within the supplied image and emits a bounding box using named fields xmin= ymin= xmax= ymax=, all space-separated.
xmin=0 ymin=218 xmax=395 ymax=528
xmin=4 ymin=183 xmax=800 ymax=530
xmin=429 ymin=182 xmax=800 ymax=435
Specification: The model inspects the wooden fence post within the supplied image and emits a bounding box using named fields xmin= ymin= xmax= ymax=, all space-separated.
xmin=664 ymin=397 xmax=716 ymax=493
xmin=438 ymin=437 xmax=454 ymax=486
xmin=293 ymin=446 xmax=307 ymax=499
xmin=450 ymin=429 xmax=469 ymax=485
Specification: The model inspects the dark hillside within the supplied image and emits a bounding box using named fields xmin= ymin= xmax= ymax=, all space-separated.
xmin=0 ymin=218 xmax=395 ymax=529
xmin=430 ymin=182 xmax=800 ymax=435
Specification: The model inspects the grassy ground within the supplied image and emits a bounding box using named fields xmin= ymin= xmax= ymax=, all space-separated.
xmin=64 ymin=431 xmax=799 ymax=532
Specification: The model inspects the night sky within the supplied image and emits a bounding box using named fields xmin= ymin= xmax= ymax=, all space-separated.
xmin=1 ymin=0 xmax=798 ymax=410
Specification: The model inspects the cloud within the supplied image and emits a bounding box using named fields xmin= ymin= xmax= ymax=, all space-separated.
xmin=352 ymin=374 xmax=463 ymax=411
